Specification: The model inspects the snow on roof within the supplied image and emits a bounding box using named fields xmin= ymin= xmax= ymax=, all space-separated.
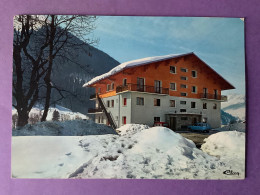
xmin=83 ymin=52 xmax=193 ymax=87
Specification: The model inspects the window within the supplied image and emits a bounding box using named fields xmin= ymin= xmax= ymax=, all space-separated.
xmin=214 ymin=89 xmax=218 ymax=99
xmin=170 ymin=66 xmax=176 ymax=74
xmin=107 ymin=84 xmax=110 ymax=91
xmin=181 ymin=117 xmax=188 ymax=120
xmin=180 ymin=109 xmax=186 ymax=113
xmin=170 ymin=100 xmax=176 ymax=107
xmin=181 ymin=92 xmax=187 ymax=96
xmin=180 ymin=84 xmax=187 ymax=88
xmin=123 ymin=98 xmax=127 ymax=106
xmin=137 ymin=77 xmax=145 ymax=91
xmin=111 ymin=100 xmax=114 ymax=107
xmin=181 ymin=68 xmax=188 ymax=72
xmin=170 ymin=83 xmax=176 ymax=91
xmin=123 ymin=78 xmax=127 ymax=86
xmin=154 ymin=117 xmax=160 ymax=122
xmin=154 ymin=98 xmax=161 ymax=106
xmin=213 ymin=103 xmax=217 ymax=109
xmin=180 ymin=101 xmax=186 ymax=105
xmin=192 ymin=86 xmax=197 ymax=93
xmin=136 ymin=97 xmax=144 ymax=105
xmin=98 ymin=116 xmax=101 ymax=123
xmin=203 ymin=88 xmax=208 ymax=98
xmin=191 ymin=70 xmax=197 ymax=78
xmin=111 ymin=83 xmax=114 ymax=90
xmin=181 ymin=76 xmax=187 ymax=80
xmin=203 ymin=103 xmax=207 ymax=109
xmin=154 ymin=80 xmax=161 ymax=93
xmin=122 ymin=116 xmax=126 ymax=125
xmin=98 ymin=88 xmax=101 ymax=94
xmin=101 ymin=116 xmax=104 ymax=123
xmin=106 ymin=100 xmax=110 ymax=107
xmin=191 ymin=102 xmax=196 ymax=108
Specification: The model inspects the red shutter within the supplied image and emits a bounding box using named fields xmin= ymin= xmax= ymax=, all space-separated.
xmin=123 ymin=116 xmax=126 ymax=124
xmin=124 ymin=98 xmax=127 ymax=106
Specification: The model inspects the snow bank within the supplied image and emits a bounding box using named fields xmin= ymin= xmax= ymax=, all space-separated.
xmin=12 ymin=120 xmax=117 ymax=136
xmin=201 ymin=131 xmax=245 ymax=158
xmin=201 ymin=131 xmax=245 ymax=178
xmin=117 ymin=123 xmax=150 ymax=135
xmin=83 ymin=53 xmax=191 ymax=87
xmin=72 ymin=125 xmax=244 ymax=179
xmin=12 ymin=124 xmax=245 ymax=179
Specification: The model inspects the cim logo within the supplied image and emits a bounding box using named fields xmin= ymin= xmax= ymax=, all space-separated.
xmin=223 ymin=170 xmax=240 ymax=176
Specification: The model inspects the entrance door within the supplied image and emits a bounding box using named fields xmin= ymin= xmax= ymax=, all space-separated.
xmin=169 ymin=117 xmax=177 ymax=131
xmin=192 ymin=117 xmax=197 ymax=124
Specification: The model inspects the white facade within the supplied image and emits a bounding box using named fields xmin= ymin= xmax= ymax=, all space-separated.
xmin=93 ymin=91 xmax=221 ymax=130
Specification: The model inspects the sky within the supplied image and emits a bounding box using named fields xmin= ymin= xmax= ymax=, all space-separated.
xmin=90 ymin=16 xmax=245 ymax=95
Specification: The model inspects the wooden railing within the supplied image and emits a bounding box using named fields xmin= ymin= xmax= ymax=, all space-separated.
xmin=88 ymin=108 xmax=103 ymax=113
xmin=116 ymin=83 xmax=169 ymax=95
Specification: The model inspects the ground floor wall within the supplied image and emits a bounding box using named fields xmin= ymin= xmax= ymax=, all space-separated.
xmin=93 ymin=91 xmax=221 ymax=129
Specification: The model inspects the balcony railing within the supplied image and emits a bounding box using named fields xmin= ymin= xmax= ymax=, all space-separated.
xmin=88 ymin=108 xmax=103 ymax=114
xmin=199 ymin=93 xmax=227 ymax=101
xmin=116 ymin=83 xmax=169 ymax=95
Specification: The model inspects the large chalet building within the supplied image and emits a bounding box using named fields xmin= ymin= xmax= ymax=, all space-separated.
xmin=83 ymin=52 xmax=235 ymax=130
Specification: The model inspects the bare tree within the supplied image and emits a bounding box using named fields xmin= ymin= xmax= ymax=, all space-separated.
xmin=13 ymin=15 xmax=97 ymax=127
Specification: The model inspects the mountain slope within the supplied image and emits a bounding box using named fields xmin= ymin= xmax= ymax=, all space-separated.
xmin=221 ymin=94 xmax=245 ymax=121
xmin=13 ymin=26 xmax=120 ymax=115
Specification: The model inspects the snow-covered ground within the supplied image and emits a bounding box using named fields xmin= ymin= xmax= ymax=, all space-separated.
xmin=12 ymin=136 xmax=89 ymax=178
xmin=12 ymin=120 xmax=117 ymax=136
xmin=12 ymin=104 xmax=88 ymax=122
xmin=12 ymin=124 xmax=245 ymax=179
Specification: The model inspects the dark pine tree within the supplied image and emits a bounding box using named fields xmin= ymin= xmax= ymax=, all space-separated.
xmin=52 ymin=110 xmax=60 ymax=121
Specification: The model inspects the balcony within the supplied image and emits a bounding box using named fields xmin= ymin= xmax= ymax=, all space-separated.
xmin=199 ymin=93 xmax=227 ymax=101
xmin=116 ymin=83 xmax=169 ymax=95
xmin=88 ymin=108 xmax=103 ymax=114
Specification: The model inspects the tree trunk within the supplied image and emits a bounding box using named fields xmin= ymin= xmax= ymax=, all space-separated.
xmin=41 ymin=15 xmax=55 ymax=122
xmin=17 ymin=109 xmax=29 ymax=127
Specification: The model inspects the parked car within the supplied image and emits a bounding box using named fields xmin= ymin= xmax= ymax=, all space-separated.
xmin=153 ymin=122 xmax=169 ymax=128
xmin=188 ymin=123 xmax=211 ymax=133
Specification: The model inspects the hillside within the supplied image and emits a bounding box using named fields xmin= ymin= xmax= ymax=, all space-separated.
xmin=13 ymin=26 xmax=120 ymax=115
xmin=221 ymin=94 xmax=246 ymax=121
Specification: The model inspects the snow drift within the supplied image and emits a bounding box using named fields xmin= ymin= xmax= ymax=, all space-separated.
xmin=201 ymin=131 xmax=245 ymax=178
xmin=12 ymin=124 xmax=245 ymax=179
